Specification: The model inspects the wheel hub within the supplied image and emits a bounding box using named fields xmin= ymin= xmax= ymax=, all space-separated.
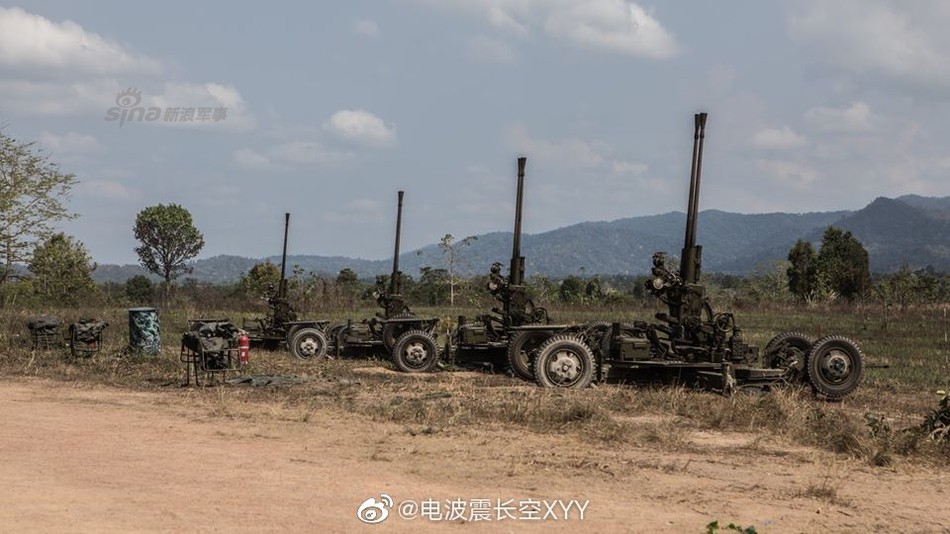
xmin=300 ymin=338 xmax=319 ymax=357
xmin=820 ymin=349 xmax=851 ymax=382
xmin=404 ymin=342 xmax=428 ymax=365
xmin=547 ymin=350 xmax=581 ymax=384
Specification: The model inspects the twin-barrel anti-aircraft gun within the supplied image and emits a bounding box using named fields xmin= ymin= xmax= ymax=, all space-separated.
xmin=242 ymin=113 xmax=865 ymax=399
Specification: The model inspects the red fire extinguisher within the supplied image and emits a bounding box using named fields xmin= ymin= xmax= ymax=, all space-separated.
xmin=238 ymin=334 xmax=250 ymax=366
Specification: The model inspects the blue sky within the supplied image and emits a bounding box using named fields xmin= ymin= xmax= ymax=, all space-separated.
xmin=2 ymin=1 xmax=949 ymax=264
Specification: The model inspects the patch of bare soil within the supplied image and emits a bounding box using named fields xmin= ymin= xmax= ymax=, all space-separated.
xmin=1 ymin=378 xmax=948 ymax=533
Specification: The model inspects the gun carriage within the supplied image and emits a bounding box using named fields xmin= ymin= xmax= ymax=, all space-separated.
xmin=584 ymin=113 xmax=865 ymax=397
xmin=242 ymin=213 xmax=332 ymax=360
xmin=331 ymin=191 xmax=441 ymax=372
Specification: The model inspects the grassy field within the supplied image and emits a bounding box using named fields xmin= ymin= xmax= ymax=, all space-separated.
xmin=2 ymin=302 xmax=949 ymax=468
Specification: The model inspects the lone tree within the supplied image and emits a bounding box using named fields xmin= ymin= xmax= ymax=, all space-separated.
xmin=816 ymin=226 xmax=870 ymax=300
xmin=786 ymin=239 xmax=818 ymax=300
xmin=133 ymin=204 xmax=204 ymax=298
xmin=29 ymin=233 xmax=96 ymax=306
xmin=0 ymin=129 xmax=78 ymax=285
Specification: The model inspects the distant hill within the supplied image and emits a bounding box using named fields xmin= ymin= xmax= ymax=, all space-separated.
xmin=91 ymin=195 xmax=950 ymax=283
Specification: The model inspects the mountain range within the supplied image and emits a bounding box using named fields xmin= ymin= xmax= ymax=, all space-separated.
xmin=92 ymin=195 xmax=950 ymax=283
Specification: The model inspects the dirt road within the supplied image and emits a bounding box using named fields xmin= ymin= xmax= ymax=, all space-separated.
xmin=1 ymin=378 xmax=948 ymax=533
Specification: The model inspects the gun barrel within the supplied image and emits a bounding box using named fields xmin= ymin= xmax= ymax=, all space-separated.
xmin=391 ymin=191 xmax=404 ymax=293
xmin=510 ymin=157 xmax=527 ymax=286
xmin=681 ymin=113 xmax=707 ymax=283
xmin=279 ymin=212 xmax=290 ymax=298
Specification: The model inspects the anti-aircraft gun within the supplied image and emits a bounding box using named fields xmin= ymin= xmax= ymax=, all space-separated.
xmin=332 ymin=191 xmax=441 ymax=372
xmin=489 ymin=157 xmax=550 ymax=330
xmin=583 ymin=113 xmax=865 ymax=398
xmin=451 ymin=157 xmax=586 ymax=381
xmin=243 ymin=213 xmax=331 ymax=359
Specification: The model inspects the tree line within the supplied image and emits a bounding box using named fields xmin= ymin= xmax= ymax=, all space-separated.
xmin=2 ymin=127 xmax=950 ymax=312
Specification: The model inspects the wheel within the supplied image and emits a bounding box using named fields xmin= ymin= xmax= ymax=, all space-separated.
xmin=532 ymin=335 xmax=595 ymax=389
xmin=382 ymin=312 xmax=417 ymax=351
xmin=285 ymin=324 xmax=302 ymax=346
xmin=764 ymin=331 xmax=813 ymax=384
xmin=507 ymin=329 xmax=549 ymax=381
xmin=392 ymin=330 xmax=440 ymax=373
xmin=289 ymin=327 xmax=328 ymax=360
xmin=806 ymin=335 xmax=864 ymax=399
xmin=325 ymin=322 xmax=347 ymax=355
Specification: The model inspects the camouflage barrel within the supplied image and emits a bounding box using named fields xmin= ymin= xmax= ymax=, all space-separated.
xmin=128 ymin=307 xmax=161 ymax=355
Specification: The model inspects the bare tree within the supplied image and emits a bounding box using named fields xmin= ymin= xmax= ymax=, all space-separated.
xmin=438 ymin=233 xmax=477 ymax=307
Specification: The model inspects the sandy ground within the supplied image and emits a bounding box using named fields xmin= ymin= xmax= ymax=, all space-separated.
xmin=1 ymin=378 xmax=949 ymax=533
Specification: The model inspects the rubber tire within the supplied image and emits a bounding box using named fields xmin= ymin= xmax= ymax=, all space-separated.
xmin=285 ymin=324 xmax=302 ymax=346
xmin=382 ymin=312 xmax=417 ymax=351
xmin=532 ymin=335 xmax=595 ymax=389
xmin=392 ymin=330 xmax=440 ymax=373
xmin=806 ymin=335 xmax=864 ymax=399
xmin=764 ymin=331 xmax=813 ymax=384
xmin=289 ymin=327 xmax=328 ymax=360
xmin=507 ymin=329 xmax=549 ymax=381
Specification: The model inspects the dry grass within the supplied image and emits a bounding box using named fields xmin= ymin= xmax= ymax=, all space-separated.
xmin=3 ymin=304 xmax=950 ymax=466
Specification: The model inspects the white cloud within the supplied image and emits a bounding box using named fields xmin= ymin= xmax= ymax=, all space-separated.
xmin=487 ymin=5 xmax=530 ymax=37
xmin=543 ymin=1 xmax=678 ymax=59
xmin=0 ymin=80 xmax=252 ymax=128
xmin=0 ymin=79 xmax=118 ymax=115
xmin=466 ymin=35 xmax=517 ymax=64
xmin=38 ymin=131 xmax=104 ymax=155
xmin=415 ymin=0 xmax=678 ymax=59
xmin=751 ymin=126 xmax=807 ymax=149
xmin=788 ymin=1 xmax=950 ymax=90
xmin=324 ymin=109 xmax=397 ymax=147
xmin=805 ymin=101 xmax=877 ymax=133
xmin=142 ymin=82 xmax=254 ymax=130
xmin=0 ymin=7 xmax=162 ymax=74
xmin=505 ymin=124 xmax=649 ymax=178
xmin=232 ymin=141 xmax=352 ymax=171
xmin=353 ymin=19 xmax=380 ymax=38
xmin=757 ymin=159 xmax=819 ymax=191
xmin=0 ymin=7 xmax=253 ymax=131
